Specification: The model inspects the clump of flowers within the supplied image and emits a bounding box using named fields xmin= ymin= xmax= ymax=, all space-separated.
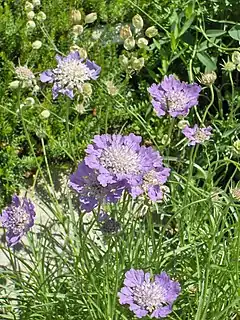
xmin=118 ymin=268 xmax=181 ymax=318
xmin=40 ymin=51 xmax=101 ymax=99
xmin=69 ymin=161 xmax=125 ymax=212
xmin=182 ymin=125 xmax=212 ymax=146
xmin=0 ymin=195 xmax=36 ymax=246
xmin=148 ymin=75 xmax=201 ymax=118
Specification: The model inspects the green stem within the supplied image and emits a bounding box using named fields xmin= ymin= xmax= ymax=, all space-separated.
xmin=229 ymin=71 xmax=234 ymax=122
xmin=202 ymin=84 xmax=214 ymax=123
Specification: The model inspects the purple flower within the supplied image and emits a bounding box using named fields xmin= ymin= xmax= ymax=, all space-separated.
xmin=118 ymin=269 xmax=181 ymax=318
xmin=85 ymin=134 xmax=163 ymax=191
xmin=148 ymin=75 xmax=201 ymax=118
xmin=40 ymin=51 xmax=101 ymax=99
xmin=182 ymin=125 xmax=212 ymax=146
xmin=69 ymin=161 xmax=125 ymax=212
xmin=0 ymin=195 xmax=36 ymax=247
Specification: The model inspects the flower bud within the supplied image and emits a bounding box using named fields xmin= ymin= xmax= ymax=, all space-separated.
xmin=106 ymin=81 xmax=119 ymax=96
xmin=26 ymin=20 xmax=36 ymax=30
xmin=222 ymin=61 xmax=235 ymax=72
xmin=9 ymin=80 xmax=20 ymax=89
xmin=199 ymin=71 xmax=217 ymax=86
xmin=145 ymin=26 xmax=158 ymax=38
xmin=137 ymin=37 xmax=148 ymax=48
xmin=132 ymin=14 xmax=144 ymax=31
xmin=25 ymin=97 xmax=35 ymax=106
xmin=32 ymin=0 xmax=41 ymax=6
xmin=72 ymin=24 xmax=84 ymax=35
xmin=123 ymin=36 xmax=135 ymax=50
xmin=233 ymin=140 xmax=240 ymax=153
xmin=36 ymin=11 xmax=47 ymax=22
xmin=120 ymin=25 xmax=132 ymax=40
xmin=119 ymin=55 xmax=129 ymax=67
xmin=131 ymin=57 xmax=144 ymax=71
xmin=232 ymin=51 xmax=240 ymax=65
xmin=33 ymin=85 xmax=40 ymax=94
xmin=25 ymin=1 xmax=34 ymax=12
xmin=177 ymin=119 xmax=190 ymax=129
xmin=41 ymin=110 xmax=50 ymax=119
xmin=231 ymin=188 xmax=240 ymax=200
xmin=85 ymin=13 xmax=97 ymax=24
xmin=78 ymin=47 xmax=87 ymax=59
xmin=27 ymin=11 xmax=35 ymax=20
xmin=161 ymin=134 xmax=170 ymax=145
xmin=32 ymin=40 xmax=42 ymax=50
xmin=82 ymin=83 xmax=92 ymax=96
xmin=71 ymin=9 xmax=81 ymax=25
xmin=76 ymin=103 xmax=85 ymax=114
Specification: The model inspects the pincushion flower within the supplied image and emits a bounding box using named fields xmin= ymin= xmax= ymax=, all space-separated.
xmin=69 ymin=161 xmax=125 ymax=212
xmin=40 ymin=51 xmax=101 ymax=99
xmin=148 ymin=75 xmax=201 ymax=117
xmin=84 ymin=134 xmax=163 ymax=190
xmin=182 ymin=125 xmax=212 ymax=146
xmin=118 ymin=269 xmax=181 ymax=318
xmin=0 ymin=195 xmax=36 ymax=246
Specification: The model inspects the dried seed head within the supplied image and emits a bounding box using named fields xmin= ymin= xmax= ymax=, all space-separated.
xmin=85 ymin=13 xmax=97 ymax=24
xmin=106 ymin=80 xmax=119 ymax=96
xmin=137 ymin=37 xmax=148 ymax=48
xmin=36 ymin=11 xmax=47 ymax=22
xmin=72 ymin=24 xmax=84 ymax=36
xmin=119 ymin=55 xmax=129 ymax=68
xmin=26 ymin=20 xmax=36 ymax=30
xmin=199 ymin=71 xmax=217 ymax=86
xmin=27 ymin=11 xmax=35 ymax=20
xmin=131 ymin=57 xmax=144 ymax=71
xmin=120 ymin=24 xmax=132 ymax=40
xmin=145 ymin=26 xmax=158 ymax=38
xmin=71 ymin=9 xmax=82 ymax=25
xmin=232 ymin=51 xmax=240 ymax=65
xmin=25 ymin=1 xmax=34 ymax=12
xmin=132 ymin=14 xmax=144 ymax=31
xmin=124 ymin=36 xmax=135 ymax=50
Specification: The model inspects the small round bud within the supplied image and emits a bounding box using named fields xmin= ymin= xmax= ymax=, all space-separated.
xmin=32 ymin=0 xmax=41 ymax=6
xmin=233 ymin=140 xmax=240 ymax=153
xmin=145 ymin=26 xmax=158 ymax=38
xmin=119 ymin=55 xmax=129 ymax=67
xmin=178 ymin=119 xmax=190 ymax=129
xmin=82 ymin=83 xmax=92 ymax=96
xmin=32 ymin=40 xmax=42 ymax=50
xmin=25 ymin=97 xmax=35 ymax=106
xmin=137 ymin=37 xmax=148 ymax=48
xmin=33 ymin=85 xmax=40 ymax=93
xmin=161 ymin=134 xmax=170 ymax=145
xmin=222 ymin=61 xmax=235 ymax=72
xmin=131 ymin=57 xmax=144 ymax=71
xmin=27 ymin=11 xmax=35 ymax=20
xmin=25 ymin=1 xmax=34 ymax=12
xmin=71 ymin=9 xmax=82 ymax=25
xmin=123 ymin=36 xmax=135 ymax=50
xmin=72 ymin=24 xmax=84 ymax=35
xmin=36 ymin=11 xmax=47 ymax=22
xmin=132 ymin=14 xmax=144 ymax=31
xmin=199 ymin=71 xmax=217 ymax=86
xmin=85 ymin=13 xmax=97 ymax=24
xmin=26 ymin=20 xmax=36 ymax=30
xmin=41 ymin=110 xmax=50 ymax=119
xmin=232 ymin=51 xmax=240 ymax=65
xmin=9 ymin=80 xmax=20 ymax=89
xmin=120 ymin=25 xmax=132 ymax=40
xmin=106 ymin=81 xmax=119 ymax=96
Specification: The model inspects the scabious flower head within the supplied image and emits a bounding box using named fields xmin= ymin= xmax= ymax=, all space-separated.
xmin=118 ymin=269 xmax=181 ymax=318
xmin=182 ymin=125 xmax=212 ymax=146
xmin=15 ymin=66 xmax=36 ymax=88
xmin=231 ymin=188 xmax=240 ymax=200
xmin=0 ymin=195 xmax=36 ymax=247
xmin=40 ymin=51 xmax=101 ymax=99
xmin=84 ymin=134 xmax=163 ymax=191
xmin=148 ymin=75 xmax=201 ymax=118
xmin=69 ymin=161 xmax=125 ymax=212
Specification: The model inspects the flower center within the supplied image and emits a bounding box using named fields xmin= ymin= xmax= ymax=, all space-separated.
xmin=142 ymin=170 xmax=159 ymax=191
xmin=7 ymin=207 xmax=30 ymax=235
xmin=166 ymin=91 xmax=188 ymax=112
xmin=194 ymin=130 xmax=208 ymax=142
xmin=54 ymin=59 xmax=92 ymax=90
xmin=133 ymin=281 xmax=166 ymax=312
xmin=99 ymin=145 xmax=141 ymax=176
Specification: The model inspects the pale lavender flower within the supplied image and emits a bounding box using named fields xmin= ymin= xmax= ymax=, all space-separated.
xmin=182 ymin=125 xmax=212 ymax=146
xmin=148 ymin=75 xmax=201 ymax=117
xmin=40 ymin=51 xmax=101 ymax=99
xmin=69 ymin=161 xmax=125 ymax=212
xmin=0 ymin=195 xmax=36 ymax=247
xmin=84 ymin=134 xmax=163 ymax=191
xmin=118 ymin=268 xmax=181 ymax=318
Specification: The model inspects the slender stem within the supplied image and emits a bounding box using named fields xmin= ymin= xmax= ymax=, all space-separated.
xmin=202 ymin=84 xmax=214 ymax=123
xmin=229 ymin=71 xmax=234 ymax=122
xmin=66 ymin=99 xmax=76 ymax=163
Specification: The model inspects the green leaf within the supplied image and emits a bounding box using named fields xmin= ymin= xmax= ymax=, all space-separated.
xmin=179 ymin=15 xmax=196 ymax=37
xmin=205 ymin=29 xmax=226 ymax=37
xmin=229 ymin=25 xmax=240 ymax=40
xmin=197 ymin=52 xmax=217 ymax=71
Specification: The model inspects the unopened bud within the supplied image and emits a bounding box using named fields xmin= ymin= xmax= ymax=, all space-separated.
xmin=222 ymin=61 xmax=235 ymax=72
xmin=32 ymin=0 xmax=41 ymax=6
xmin=145 ymin=26 xmax=158 ymax=38
xmin=85 ymin=13 xmax=97 ymax=24
xmin=71 ymin=9 xmax=81 ymax=25
xmin=233 ymin=140 xmax=240 ymax=153
xmin=124 ymin=36 xmax=135 ymax=50
xmin=9 ymin=80 xmax=20 ymax=89
xmin=131 ymin=57 xmax=144 ymax=71
xmin=82 ymin=83 xmax=92 ymax=96
xmin=120 ymin=25 xmax=132 ymax=40
xmin=25 ymin=1 xmax=34 ymax=12
xmin=119 ymin=55 xmax=129 ymax=67
xmin=27 ymin=11 xmax=35 ymax=20
xmin=178 ymin=119 xmax=190 ymax=129
xmin=232 ymin=51 xmax=240 ymax=65
xmin=41 ymin=110 xmax=50 ymax=119
xmin=36 ymin=11 xmax=47 ymax=22
xmin=231 ymin=188 xmax=240 ymax=200
xmin=132 ymin=14 xmax=144 ymax=31
xmin=26 ymin=20 xmax=36 ymax=30
xmin=199 ymin=71 xmax=217 ymax=86
xmin=72 ymin=24 xmax=84 ymax=35
xmin=32 ymin=40 xmax=42 ymax=50
xmin=161 ymin=134 xmax=170 ymax=145
xmin=79 ymin=47 xmax=87 ymax=59
xmin=137 ymin=37 xmax=148 ymax=48
xmin=25 ymin=97 xmax=35 ymax=106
